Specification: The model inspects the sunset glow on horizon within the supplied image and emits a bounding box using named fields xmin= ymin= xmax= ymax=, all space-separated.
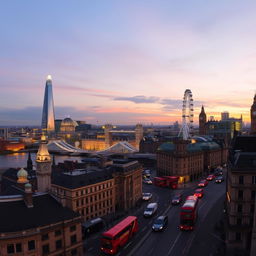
xmin=1 ymin=1 xmax=256 ymax=126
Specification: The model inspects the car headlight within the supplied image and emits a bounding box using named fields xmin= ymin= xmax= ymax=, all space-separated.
xmin=159 ymin=226 xmax=163 ymax=229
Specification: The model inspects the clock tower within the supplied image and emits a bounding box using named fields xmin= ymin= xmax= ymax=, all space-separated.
xmin=251 ymin=94 xmax=256 ymax=134
xmin=199 ymin=105 xmax=207 ymax=135
xmin=36 ymin=135 xmax=52 ymax=192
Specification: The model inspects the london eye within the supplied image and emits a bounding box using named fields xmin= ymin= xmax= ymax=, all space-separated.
xmin=178 ymin=89 xmax=194 ymax=140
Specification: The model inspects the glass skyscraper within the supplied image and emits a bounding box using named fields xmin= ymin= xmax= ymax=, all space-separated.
xmin=41 ymin=75 xmax=55 ymax=133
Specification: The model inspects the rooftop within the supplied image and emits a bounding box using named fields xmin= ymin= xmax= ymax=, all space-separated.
xmin=0 ymin=194 xmax=80 ymax=233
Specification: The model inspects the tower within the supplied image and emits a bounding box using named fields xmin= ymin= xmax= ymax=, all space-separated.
xmin=27 ymin=151 xmax=33 ymax=171
xmin=36 ymin=135 xmax=52 ymax=192
xmin=41 ymin=75 xmax=55 ymax=134
xmin=104 ymin=124 xmax=113 ymax=148
xmin=251 ymin=94 xmax=256 ymax=134
xmin=199 ymin=105 xmax=207 ymax=135
xmin=135 ymin=124 xmax=143 ymax=150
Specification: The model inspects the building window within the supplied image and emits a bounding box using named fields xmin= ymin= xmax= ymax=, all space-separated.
xmin=237 ymin=204 xmax=242 ymax=213
xmin=251 ymin=204 xmax=255 ymax=213
xmin=252 ymin=176 xmax=256 ymax=184
xmin=42 ymin=244 xmax=50 ymax=255
xmin=70 ymin=225 xmax=76 ymax=232
xmin=41 ymin=233 xmax=49 ymax=241
xmin=71 ymin=248 xmax=77 ymax=256
xmin=236 ymin=232 xmax=241 ymax=241
xmin=28 ymin=240 xmax=35 ymax=251
xmin=71 ymin=235 xmax=77 ymax=244
xmin=238 ymin=190 xmax=243 ymax=199
xmin=251 ymin=190 xmax=255 ymax=200
xmin=239 ymin=176 xmax=244 ymax=184
xmin=16 ymin=243 xmax=22 ymax=253
xmin=7 ymin=244 xmax=14 ymax=254
xmin=55 ymin=239 xmax=62 ymax=249
xmin=55 ymin=230 xmax=62 ymax=237
xmin=237 ymin=218 xmax=242 ymax=225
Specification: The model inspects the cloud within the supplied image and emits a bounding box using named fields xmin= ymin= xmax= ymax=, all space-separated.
xmin=114 ymin=95 xmax=160 ymax=104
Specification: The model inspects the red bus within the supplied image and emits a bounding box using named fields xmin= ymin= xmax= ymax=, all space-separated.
xmin=100 ymin=216 xmax=138 ymax=254
xmin=163 ymin=176 xmax=179 ymax=189
xmin=154 ymin=176 xmax=179 ymax=189
xmin=180 ymin=195 xmax=198 ymax=230
xmin=154 ymin=177 xmax=166 ymax=187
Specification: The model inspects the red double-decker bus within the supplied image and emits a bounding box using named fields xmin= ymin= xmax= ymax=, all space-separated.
xmin=163 ymin=176 xmax=179 ymax=189
xmin=154 ymin=176 xmax=179 ymax=189
xmin=154 ymin=177 xmax=166 ymax=187
xmin=180 ymin=195 xmax=198 ymax=230
xmin=100 ymin=216 xmax=138 ymax=254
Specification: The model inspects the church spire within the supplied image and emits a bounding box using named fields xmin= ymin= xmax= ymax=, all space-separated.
xmin=27 ymin=151 xmax=33 ymax=171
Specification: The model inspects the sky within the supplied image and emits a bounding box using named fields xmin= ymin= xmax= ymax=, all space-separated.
xmin=1 ymin=0 xmax=256 ymax=126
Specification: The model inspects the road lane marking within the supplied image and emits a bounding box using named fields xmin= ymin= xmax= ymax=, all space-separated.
xmin=167 ymin=232 xmax=182 ymax=256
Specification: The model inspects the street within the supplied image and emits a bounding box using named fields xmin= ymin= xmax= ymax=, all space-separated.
xmin=84 ymin=171 xmax=226 ymax=256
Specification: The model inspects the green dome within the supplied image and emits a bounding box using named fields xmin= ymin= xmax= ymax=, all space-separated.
xmin=186 ymin=143 xmax=203 ymax=152
xmin=157 ymin=142 xmax=175 ymax=152
xmin=25 ymin=183 xmax=32 ymax=188
xmin=199 ymin=142 xmax=220 ymax=150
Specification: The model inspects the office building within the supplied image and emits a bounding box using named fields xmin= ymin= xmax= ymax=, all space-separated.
xmin=41 ymin=75 xmax=55 ymax=133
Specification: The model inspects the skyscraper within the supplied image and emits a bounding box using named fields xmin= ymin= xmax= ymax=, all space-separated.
xmin=41 ymin=75 xmax=55 ymax=133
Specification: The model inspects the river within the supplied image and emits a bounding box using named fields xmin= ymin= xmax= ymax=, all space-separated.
xmin=0 ymin=153 xmax=83 ymax=170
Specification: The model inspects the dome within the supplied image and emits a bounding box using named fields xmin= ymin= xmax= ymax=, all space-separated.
xmin=60 ymin=117 xmax=78 ymax=133
xmin=157 ymin=142 xmax=175 ymax=152
xmin=61 ymin=117 xmax=78 ymax=127
xmin=17 ymin=168 xmax=28 ymax=183
xmin=25 ymin=183 xmax=32 ymax=188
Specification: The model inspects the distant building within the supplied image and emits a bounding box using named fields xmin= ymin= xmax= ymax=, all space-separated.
xmin=60 ymin=118 xmax=78 ymax=133
xmin=0 ymin=128 xmax=8 ymax=140
xmin=81 ymin=124 xmax=143 ymax=152
xmin=221 ymin=111 xmax=230 ymax=121
xmin=199 ymin=106 xmax=242 ymax=144
xmin=41 ymin=75 xmax=55 ymax=133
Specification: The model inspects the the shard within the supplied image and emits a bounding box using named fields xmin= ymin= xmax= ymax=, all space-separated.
xmin=41 ymin=75 xmax=55 ymax=133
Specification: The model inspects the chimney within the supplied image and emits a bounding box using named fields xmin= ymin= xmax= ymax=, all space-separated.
xmin=24 ymin=183 xmax=33 ymax=208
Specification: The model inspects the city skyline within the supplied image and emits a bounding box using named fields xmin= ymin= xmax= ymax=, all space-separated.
xmin=1 ymin=1 xmax=256 ymax=125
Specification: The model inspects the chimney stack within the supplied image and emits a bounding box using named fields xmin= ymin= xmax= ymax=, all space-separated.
xmin=24 ymin=183 xmax=33 ymax=208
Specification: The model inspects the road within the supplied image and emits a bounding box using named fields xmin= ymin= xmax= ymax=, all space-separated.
xmin=84 ymin=171 xmax=226 ymax=256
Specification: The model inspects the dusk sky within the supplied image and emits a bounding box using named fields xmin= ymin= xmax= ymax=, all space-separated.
xmin=1 ymin=1 xmax=256 ymax=126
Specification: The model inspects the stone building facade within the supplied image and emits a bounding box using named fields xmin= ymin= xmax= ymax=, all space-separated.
xmin=0 ymin=193 xmax=83 ymax=256
xmin=51 ymin=160 xmax=142 ymax=221
xmin=157 ymin=137 xmax=226 ymax=183
xmin=226 ymin=136 xmax=256 ymax=256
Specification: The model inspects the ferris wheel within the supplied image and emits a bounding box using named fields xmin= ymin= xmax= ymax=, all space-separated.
xmin=178 ymin=89 xmax=194 ymax=140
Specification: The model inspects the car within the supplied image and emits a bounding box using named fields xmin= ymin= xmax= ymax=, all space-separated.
xmin=143 ymin=169 xmax=151 ymax=178
xmin=194 ymin=188 xmax=204 ymax=198
xmin=143 ymin=178 xmax=153 ymax=184
xmin=206 ymin=174 xmax=215 ymax=181
xmin=171 ymin=193 xmax=182 ymax=205
xmin=214 ymin=168 xmax=223 ymax=176
xmin=198 ymin=179 xmax=208 ymax=187
xmin=142 ymin=192 xmax=152 ymax=201
xmin=144 ymin=203 xmax=158 ymax=217
xmin=215 ymin=176 xmax=224 ymax=183
xmin=152 ymin=216 xmax=168 ymax=231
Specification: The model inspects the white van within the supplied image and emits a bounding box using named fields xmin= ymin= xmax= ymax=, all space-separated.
xmin=144 ymin=203 xmax=158 ymax=217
